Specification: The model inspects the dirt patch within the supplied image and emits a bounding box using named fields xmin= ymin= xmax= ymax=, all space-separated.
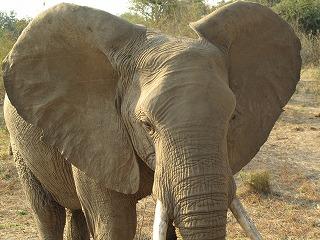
xmin=0 ymin=68 xmax=319 ymax=239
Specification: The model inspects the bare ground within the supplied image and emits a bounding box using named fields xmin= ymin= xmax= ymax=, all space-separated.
xmin=0 ymin=68 xmax=319 ymax=239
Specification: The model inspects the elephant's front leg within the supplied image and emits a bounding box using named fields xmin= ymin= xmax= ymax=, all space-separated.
xmin=13 ymin=150 xmax=66 ymax=240
xmin=72 ymin=167 xmax=137 ymax=240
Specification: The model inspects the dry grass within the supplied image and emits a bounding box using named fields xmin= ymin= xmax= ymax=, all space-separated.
xmin=227 ymin=161 xmax=320 ymax=239
xmin=299 ymin=68 xmax=320 ymax=99
xmin=0 ymin=107 xmax=38 ymax=239
xmin=298 ymin=30 xmax=320 ymax=67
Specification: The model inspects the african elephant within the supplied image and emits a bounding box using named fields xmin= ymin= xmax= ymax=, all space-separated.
xmin=2 ymin=1 xmax=301 ymax=240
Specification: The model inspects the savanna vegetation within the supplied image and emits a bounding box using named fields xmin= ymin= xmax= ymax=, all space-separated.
xmin=0 ymin=11 xmax=29 ymax=102
xmin=121 ymin=0 xmax=320 ymax=66
xmin=0 ymin=1 xmax=319 ymax=239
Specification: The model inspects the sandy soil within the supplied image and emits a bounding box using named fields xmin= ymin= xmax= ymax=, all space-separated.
xmin=0 ymin=68 xmax=319 ymax=239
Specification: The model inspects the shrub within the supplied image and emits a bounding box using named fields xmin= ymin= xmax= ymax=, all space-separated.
xmin=274 ymin=0 xmax=320 ymax=35
xmin=240 ymin=170 xmax=271 ymax=194
xmin=122 ymin=0 xmax=210 ymax=37
xmin=0 ymin=11 xmax=29 ymax=103
xmin=122 ymin=0 xmax=320 ymax=67
xmin=293 ymin=24 xmax=320 ymax=66
xmin=0 ymin=33 xmax=15 ymax=103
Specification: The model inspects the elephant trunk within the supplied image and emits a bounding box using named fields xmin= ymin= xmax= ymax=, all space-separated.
xmin=153 ymin=126 xmax=234 ymax=239
xmin=153 ymin=197 xmax=263 ymax=240
xmin=172 ymin=169 xmax=229 ymax=240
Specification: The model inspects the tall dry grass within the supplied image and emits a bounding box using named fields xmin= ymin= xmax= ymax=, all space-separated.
xmin=0 ymin=34 xmax=14 ymax=104
xmin=291 ymin=22 xmax=320 ymax=67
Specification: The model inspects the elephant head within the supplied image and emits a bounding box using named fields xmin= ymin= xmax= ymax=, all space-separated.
xmin=3 ymin=2 xmax=301 ymax=239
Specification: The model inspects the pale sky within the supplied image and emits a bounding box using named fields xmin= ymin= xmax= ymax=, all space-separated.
xmin=0 ymin=0 xmax=221 ymax=18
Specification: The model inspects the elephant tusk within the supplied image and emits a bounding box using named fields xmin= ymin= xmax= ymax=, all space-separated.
xmin=153 ymin=200 xmax=169 ymax=240
xmin=230 ymin=197 xmax=263 ymax=240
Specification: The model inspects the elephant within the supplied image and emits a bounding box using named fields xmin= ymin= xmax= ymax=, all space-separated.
xmin=2 ymin=1 xmax=301 ymax=240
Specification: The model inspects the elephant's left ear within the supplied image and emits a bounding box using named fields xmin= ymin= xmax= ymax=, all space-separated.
xmin=190 ymin=2 xmax=301 ymax=174
xmin=3 ymin=4 xmax=146 ymax=194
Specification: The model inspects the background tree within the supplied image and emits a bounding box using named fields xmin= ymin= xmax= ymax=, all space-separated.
xmin=0 ymin=11 xmax=29 ymax=39
xmin=213 ymin=0 xmax=320 ymax=34
xmin=0 ymin=11 xmax=29 ymax=102
xmin=274 ymin=0 xmax=320 ymax=34
xmin=121 ymin=0 xmax=210 ymax=37
xmin=250 ymin=0 xmax=281 ymax=7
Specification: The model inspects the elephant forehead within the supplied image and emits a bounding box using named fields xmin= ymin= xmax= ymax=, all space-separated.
xmin=127 ymin=34 xmax=229 ymax=118
xmin=134 ymin=65 xmax=231 ymax=122
xmin=136 ymin=46 xmax=227 ymax=101
xmin=133 ymin=41 xmax=226 ymax=90
xmin=132 ymin=32 xmax=225 ymax=76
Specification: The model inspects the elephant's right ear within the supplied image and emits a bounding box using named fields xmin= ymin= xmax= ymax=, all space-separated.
xmin=3 ymin=3 xmax=146 ymax=194
xmin=190 ymin=1 xmax=301 ymax=174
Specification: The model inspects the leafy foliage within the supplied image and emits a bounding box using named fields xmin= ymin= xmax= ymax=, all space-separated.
xmin=122 ymin=0 xmax=210 ymax=37
xmin=245 ymin=0 xmax=281 ymax=7
xmin=121 ymin=0 xmax=320 ymax=66
xmin=0 ymin=35 xmax=13 ymax=103
xmin=0 ymin=11 xmax=29 ymax=103
xmin=274 ymin=0 xmax=320 ymax=34
xmin=217 ymin=0 xmax=320 ymax=34
xmin=120 ymin=12 xmax=146 ymax=25
xmin=0 ymin=11 xmax=29 ymax=39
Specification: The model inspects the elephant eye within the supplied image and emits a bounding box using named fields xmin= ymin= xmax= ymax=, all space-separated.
xmin=141 ymin=119 xmax=155 ymax=136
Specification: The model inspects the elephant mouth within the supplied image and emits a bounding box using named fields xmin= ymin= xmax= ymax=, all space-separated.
xmin=152 ymin=197 xmax=263 ymax=240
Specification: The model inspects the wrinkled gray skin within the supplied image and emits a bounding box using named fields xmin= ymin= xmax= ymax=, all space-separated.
xmin=4 ymin=34 xmax=234 ymax=240
xmin=3 ymin=2 xmax=301 ymax=240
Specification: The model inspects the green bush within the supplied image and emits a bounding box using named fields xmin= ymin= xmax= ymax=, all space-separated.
xmin=240 ymin=170 xmax=271 ymax=194
xmin=122 ymin=0 xmax=210 ymax=37
xmin=0 ymin=11 xmax=29 ymax=39
xmin=0 ymin=33 xmax=14 ymax=103
xmin=274 ymin=0 xmax=320 ymax=34
xmin=272 ymin=1 xmax=320 ymax=66
xmin=122 ymin=0 xmax=320 ymax=67
xmin=0 ymin=11 xmax=29 ymax=103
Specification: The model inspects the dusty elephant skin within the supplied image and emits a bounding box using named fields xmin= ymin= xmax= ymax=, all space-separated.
xmin=2 ymin=1 xmax=301 ymax=240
